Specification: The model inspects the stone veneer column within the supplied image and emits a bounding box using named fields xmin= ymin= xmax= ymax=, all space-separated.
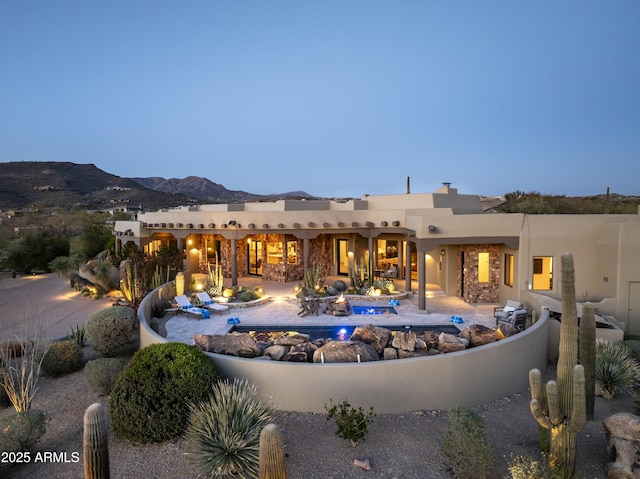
xmin=417 ymin=247 xmax=426 ymax=311
xmin=231 ymin=238 xmax=237 ymax=286
xmin=405 ymin=239 xmax=412 ymax=292
xmin=303 ymin=237 xmax=309 ymax=271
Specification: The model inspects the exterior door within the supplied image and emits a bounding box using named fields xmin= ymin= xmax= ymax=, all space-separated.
xmin=337 ymin=239 xmax=349 ymax=276
xmin=248 ymin=240 xmax=263 ymax=276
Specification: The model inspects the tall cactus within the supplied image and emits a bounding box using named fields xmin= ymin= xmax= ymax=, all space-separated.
xmin=580 ymin=303 xmax=597 ymax=420
xmin=259 ymin=423 xmax=287 ymax=479
xmin=83 ymin=402 xmax=110 ymax=479
xmin=529 ymin=252 xmax=586 ymax=472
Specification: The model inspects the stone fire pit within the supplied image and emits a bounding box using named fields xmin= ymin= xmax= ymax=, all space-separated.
xmin=324 ymin=294 xmax=351 ymax=316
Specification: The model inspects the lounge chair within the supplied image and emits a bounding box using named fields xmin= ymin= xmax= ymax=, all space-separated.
xmin=494 ymin=299 xmax=528 ymax=331
xmin=174 ymin=295 xmax=211 ymax=319
xmin=196 ymin=291 xmax=230 ymax=315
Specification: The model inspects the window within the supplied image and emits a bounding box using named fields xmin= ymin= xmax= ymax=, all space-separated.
xmin=266 ymin=241 xmax=283 ymax=264
xmin=532 ymin=256 xmax=553 ymax=290
xmin=478 ymin=252 xmax=490 ymax=283
xmin=286 ymin=241 xmax=298 ymax=264
xmin=504 ymin=254 xmax=514 ymax=287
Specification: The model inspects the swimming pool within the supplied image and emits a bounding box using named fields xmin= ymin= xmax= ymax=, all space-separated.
xmin=230 ymin=324 xmax=460 ymax=341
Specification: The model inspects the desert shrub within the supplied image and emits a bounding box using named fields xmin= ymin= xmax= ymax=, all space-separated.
xmin=333 ymin=279 xmax=347 ymax=292
xmin=623 ymin=339 xmax=640 ymax=361
xmin=507 ymin=454 xmax=582 ymax=479
xmin=151 ymin=299 xmax=172 ymax=318
xmin=67 ymin=324 xmax=87 ymax=347
xmin=595 ymin=340 xmax=640 ymax=399
xmin=239 ymin=291 xmax=253 ymax=302
xmin=41 ymin=340 xmax=84 ymax=377
xmin=0 ymin=410 xmax=46 ymax=452
xmin=110 ymin=342 xmax=220 ymax=443
xmin=185 ymin=378 xmax=276 ymax=479
xmin=442 ymin=406 xmax=495 ymax=479
xmin=325 ymin=399 xmax=375 ymax=446
xmin=85 ymin=306 xmax=136 ymax=357
xmin=85 ymin=357 xmax=127 ymax=395
xmin=0 ymin=371 xmax=11 ymax=408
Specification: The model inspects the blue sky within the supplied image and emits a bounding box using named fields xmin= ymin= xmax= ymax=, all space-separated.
xmin=1 ymin=1 xmax=639 ymax=198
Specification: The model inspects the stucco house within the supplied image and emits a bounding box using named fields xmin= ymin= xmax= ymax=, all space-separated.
xmin=114 ymin=184 xmax=640 ymax=334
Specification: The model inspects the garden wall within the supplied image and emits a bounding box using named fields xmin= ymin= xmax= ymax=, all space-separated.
xmin=138 ymin=285 xmax=550 ymax=413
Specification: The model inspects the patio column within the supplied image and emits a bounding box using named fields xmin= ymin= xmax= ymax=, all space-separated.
xmin=303 ymin=237 xmax=309 ymax=271
xmin=177 ymin=237 xmax=187 ymax=271
xmin=231 ymin=238 xmax=238 ymax=286
xmin=404 ymin=239 xmax=412 ymax=292
xmin=368 ymin=236 xmax=374 ymax=282
xmin=417 ymin=247 xmax=427 ymax=311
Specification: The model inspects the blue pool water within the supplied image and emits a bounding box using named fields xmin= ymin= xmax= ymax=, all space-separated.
xmin=352 ymin=305 xmax=397 ymax=315
xmin=230 ymin=324 xmax=460 ymax=341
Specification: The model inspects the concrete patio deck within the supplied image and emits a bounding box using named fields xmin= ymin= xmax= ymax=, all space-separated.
xmin=164 ymin=276 xmax=500 ymax=345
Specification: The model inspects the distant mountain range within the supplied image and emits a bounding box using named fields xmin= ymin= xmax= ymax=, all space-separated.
xmin=0 ymin=161 xmax=315 ymax=211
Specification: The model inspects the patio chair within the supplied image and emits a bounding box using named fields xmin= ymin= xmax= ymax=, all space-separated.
xmin=174 ymin=295 xmax=211 ymax=319
xmin=494 ymin=299 xmax=527 ymax=331
xmin=297 ymin=287 xmax=320 ymax=317
xmin=381 ymin=265 xmax=398 ymax=279
xmin=196 ymin=291 xmax=230 ymax=315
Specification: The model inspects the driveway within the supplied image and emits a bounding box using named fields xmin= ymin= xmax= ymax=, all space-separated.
xmin=0 ymin=273 xmax=113 ymax=341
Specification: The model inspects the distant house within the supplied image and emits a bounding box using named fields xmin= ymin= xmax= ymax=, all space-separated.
xmin=114 ymin=184 xmax=640 ymax=334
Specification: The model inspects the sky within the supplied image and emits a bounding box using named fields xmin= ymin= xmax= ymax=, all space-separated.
xmin=1 ymin=1 xmax=639 ymax=199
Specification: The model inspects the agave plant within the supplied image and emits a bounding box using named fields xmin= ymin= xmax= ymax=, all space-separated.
xmin=595 ymin=340 xmax=640 ymax=399
xmin=185 ymin=378 xmax=275 ymax=479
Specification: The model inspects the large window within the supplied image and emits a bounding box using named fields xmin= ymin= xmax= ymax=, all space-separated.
xmin=478 ymin=252 xmax=490 ymax=283
xmin=532 ymin=256 xmax=553 ymax=290
xmin=504 ymin=254 xmax=514 ymax=287
xmin=266 ymin=241 xmax=283 ymax=264
xmin=286 ymin=241 xmax=298 ymax=264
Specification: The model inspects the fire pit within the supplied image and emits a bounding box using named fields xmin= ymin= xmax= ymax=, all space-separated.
xmin=324 ymin=294 xmax=351 ymax=316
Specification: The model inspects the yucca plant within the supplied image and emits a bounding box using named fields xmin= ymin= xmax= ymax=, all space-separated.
xmin=185 ymin=378 xmax=275 ymax=479
xmin=623 ymin=339 xmax=640 ymax=361
xmin=595 ymin=340 xmax=640 ymax=399
xmin=67 ymin=324 xmax=87 ymax=347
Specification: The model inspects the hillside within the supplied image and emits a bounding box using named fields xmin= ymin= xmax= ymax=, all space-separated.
xmin=0 ymin=162 xmax=315 ymax=211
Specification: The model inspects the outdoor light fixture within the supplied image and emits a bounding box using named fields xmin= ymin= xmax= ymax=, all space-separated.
xmin=428 ymin=225 xmax=437 ymax=233
xmin=441 ymin=249 xmax=446 ymax=256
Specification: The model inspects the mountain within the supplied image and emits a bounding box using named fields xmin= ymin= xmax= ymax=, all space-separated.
xmin=0 ymin=161 xmax=314 ymax=211
xmin=131 ymin=176 xmax=315 ymax=203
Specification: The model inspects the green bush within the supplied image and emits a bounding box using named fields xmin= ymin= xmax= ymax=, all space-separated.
xmin=507 ymin=454 xmax=581 ymax=479
xmin=86 ymin=306 xmax=136 ymax=357
xmin=85 ymin=357 xmax=127 ymax=395
xmin=442 ymin=406 xmax=495 ymax=479
xmin=333 ymin=280 xmax=347 ymax=292
xmin=185 ymin=378 xmax=275 ymax=479
xmin=110 ymin=342 xmax=220 ymax=443
xmin=41 ymin=340 xmax=84 ymax=377
xmin=595 ymin=340 xmax=640 ymax=399
xmin=325 ymin=399 xmax=375 ymax=447
xmin=0 ymin=410 xmax=46 ymax=452
xmin=239 ymin=291 xmax=253 ymax=302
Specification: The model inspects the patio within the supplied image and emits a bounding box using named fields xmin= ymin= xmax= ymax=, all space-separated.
xmin=163 ymin=276 xmax=500 ymax=345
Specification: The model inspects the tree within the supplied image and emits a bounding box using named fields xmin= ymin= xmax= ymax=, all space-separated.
xmin=80 ymin=221 xmax=114 ymax=259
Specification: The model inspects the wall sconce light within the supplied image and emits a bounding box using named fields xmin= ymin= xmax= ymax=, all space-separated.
xmin=228 ymin=220 xmax=236 ymax=225
xmin=441 ymin=249 xmax=445 ymax=257
xmin=187 ymin=239 xmax=193 ymax=246
xmin=428 ymin=225 xmax=437 ymax=233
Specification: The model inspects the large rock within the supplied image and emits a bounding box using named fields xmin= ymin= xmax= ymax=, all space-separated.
xmin=194 ymin=332 xmax=261 ymax=358
xmin=349 ymin=324 xmax=391 ymax=353
xmin=398 ymin=349 xmax=430 ymax=359
xmin=603 ymin=412 xmax=640 ymax=479
xmin=437 ymin=332 xmax=468 ymax=353
xmin=285 ymin=342 xmax=318 ymax=362
xmin=263 ymin=344 xmax=289 ymax=361
xmin=459 ymin=324 xmax=499 ymax=347
xmin=313 ymin=341 xmax=380 ymax=363
xmin=392 ymin=330 xmax=417 ymax=352
xmin=274 ymin=333 xmax=311 ymax=346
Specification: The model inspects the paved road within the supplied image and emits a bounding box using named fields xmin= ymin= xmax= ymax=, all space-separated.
xmin=0 ymin=273 xmax=113 ymax=341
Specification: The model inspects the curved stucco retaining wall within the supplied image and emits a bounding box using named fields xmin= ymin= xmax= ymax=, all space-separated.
xmin=139 ymin=284 xmax=550 ymax=413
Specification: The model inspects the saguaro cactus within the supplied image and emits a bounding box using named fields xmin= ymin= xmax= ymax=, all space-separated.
xmin=83 ymin=402 xmax=110 ymax=479
xmin=259 ymin=423 xmax=287 ymax=479
xmin=529 ymin=252 xmax=587 ymax=471
xmin=579 ymin=303 xmax=597 ymax=420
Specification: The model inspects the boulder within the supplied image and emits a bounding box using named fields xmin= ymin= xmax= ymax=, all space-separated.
xmin=398 ymin=349 xmax=430 ymax=359
xmin=274 ymin=333 xmax=311 ymax=346
xmin=285 ymin=342 xmax=318 ymax=362
xmin=383 ymin=347 xmax=398 ymax=360
xmin=459 ymin=324 xmax=499 ymax=347
xmin=392 ymin=330 xmax=417 ymax=352
xmin=284 ymin=351 xmax=309 ymax=362
xmin=349 ymin=324 xmax=391 ymax=353
xmin=263 ymin=344 xmax=290 ymax=361
xmin=313 ymin=341 xmax=380 ymax=363
xmin=194 ymin=332 xmax=261 ymax=358
xmin=603 ymin=412 xmax=640 ymax=479
xmin=437 ymin=332 xmax=468 ymax=353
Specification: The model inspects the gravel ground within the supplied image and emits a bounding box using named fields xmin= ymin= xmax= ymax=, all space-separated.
xmin=0 ymin=343 xmax=634 ymax=479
